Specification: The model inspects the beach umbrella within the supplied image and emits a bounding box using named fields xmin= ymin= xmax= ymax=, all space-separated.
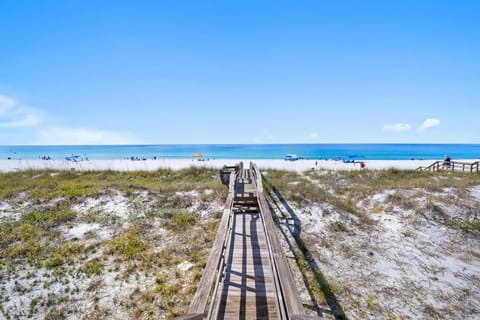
xmin=192 ymin=153 xmax=203 ymax=158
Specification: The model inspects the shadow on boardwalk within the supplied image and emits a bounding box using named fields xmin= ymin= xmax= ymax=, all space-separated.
xmin=262 ymin=176 xmax=348 ymax=320
xmin=216 ymin=211 xmax=276 ymax=320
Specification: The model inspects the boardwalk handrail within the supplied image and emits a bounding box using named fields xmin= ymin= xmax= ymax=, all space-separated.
xmin=416 ymin=160 xmax=441 ymax=171
xmin=418 ymin=160 xmax=480 ymax=173
xmin=250 ymin=162 xmax=323 ymax=320
xmin=176 ymin=172 xmax=236 ymax=320
xmin=178 ymin=163 xmax=324 ymax=320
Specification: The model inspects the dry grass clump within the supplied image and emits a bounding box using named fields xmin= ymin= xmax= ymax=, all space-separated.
xmin=0 ymin=204 xmax=79 ymax=265
xmin=164 ymin=211 xmax=198 ymax=231
xmin=263 ymin=170 xmax=330 ymax=205
xmin=264 ymin=169 xmax=374 ymax=227
xmin=108 ymin=229 xmax=150 ymax=260
xmin=444 ymin=218 xmax=480 ymax=232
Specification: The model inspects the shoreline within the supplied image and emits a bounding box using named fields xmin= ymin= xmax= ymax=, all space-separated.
xmin=1 ymin=159 xmax=478 ymax=172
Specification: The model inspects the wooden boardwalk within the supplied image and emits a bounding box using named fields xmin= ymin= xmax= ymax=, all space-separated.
xmin=213 ymin=212 xmax=280 ymax=319
xmin=212 ymin=167 xmax=279 ymax=319
xmin=176 ymin=163 xmax=322 ymax=320
xmin=417 ymin=160 xmax=479 ymax=173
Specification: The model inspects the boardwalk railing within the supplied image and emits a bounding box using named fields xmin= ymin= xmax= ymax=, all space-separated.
xmin=250 ymin=162 xmax=323 ymax=320
xmin=177 ymin=163 xmax=323 ymax=320
xmin=417 ymin=160 xmax=480 ymax=173
xmin=176 ymin=171 xmax=237 ymax=320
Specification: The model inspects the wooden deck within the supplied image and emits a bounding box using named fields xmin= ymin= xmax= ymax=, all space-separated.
xmin=176 ymin=163 xmax=323 ymax=320
xmin=212 ymin=168 xmax=280 ymax=319
xmin=213 ymin=211 xmax=280 ymax=320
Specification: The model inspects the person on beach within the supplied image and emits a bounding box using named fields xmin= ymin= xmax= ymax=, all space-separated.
xmin=443 ymin=154 xmax=451 ymax=168
xmin=360 ymin=161 xmax=366 ymax=169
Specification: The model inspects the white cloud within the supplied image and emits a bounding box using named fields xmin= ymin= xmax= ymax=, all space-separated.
xmin=383 ymin=123 xmax=411 ymax=132
xmin=0 ymin=108 xmax=41 ymax=128
xmin=308 ymin=132 xmax=319 ymax=138
xmin=420 ymin=118 xmax=441 ymax=130
xmin=0 ymin=92 xmax=138 ymax=145
xmin=0 ymin=94 xmax=41 ymax=128
xmin=36 ymin=126 xmax=138 ymax=145
xmin=0 ymin=94 xmax=16 ymax=110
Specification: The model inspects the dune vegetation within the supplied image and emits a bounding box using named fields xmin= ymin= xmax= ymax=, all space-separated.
xmin=0 ymin=167 xmax=479 ymax=319
xmin=263 ymin=168 xmax=480 ymax=319
xmin=0 ymin=168 xmax=224 ymax=320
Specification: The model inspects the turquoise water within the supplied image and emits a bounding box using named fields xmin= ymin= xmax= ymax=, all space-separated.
xmin=1 ymin=144 xmax=479 ymax=161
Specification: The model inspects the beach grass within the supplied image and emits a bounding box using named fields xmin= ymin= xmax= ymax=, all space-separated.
xmin=0 ymin=167 xmax=224 ymax=200
xmin=263 ymin=168 xmax=480 ymax=216
xmin=0 ymin=167 xmax=224 ymax=319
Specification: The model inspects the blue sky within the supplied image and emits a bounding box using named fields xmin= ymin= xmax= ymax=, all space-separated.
xmin=0 ymin=0 xmax=479 ymax=144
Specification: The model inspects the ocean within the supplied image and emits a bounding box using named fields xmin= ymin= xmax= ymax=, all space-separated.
xmin=1 ymin=144 xmax=479 ymax=161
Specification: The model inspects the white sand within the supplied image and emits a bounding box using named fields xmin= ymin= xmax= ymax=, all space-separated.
xmin=0 ymin=159 xmax=477 ymax=172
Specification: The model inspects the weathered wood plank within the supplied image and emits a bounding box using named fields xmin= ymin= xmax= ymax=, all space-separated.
xmin=186 ymin=172 xmax=236 ymax=316
xmin=214 ymin=201 xmax=281 ymax=320
xmin=252 ymin=164 xmax=306 ymax=317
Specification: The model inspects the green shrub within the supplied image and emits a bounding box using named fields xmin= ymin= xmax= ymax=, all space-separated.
xmin=108 ymin=230 xmax=149 ymax=260
xmin=21 ymin=208 xmax=76 ymax=227
xmin=165 ymin=211 xmax=198 ymax=231
xmin=154 ymin=282 xmax=181 ymax=296
xmin=334 ymin=199 xmax=358 ymax=214
xmin=45 ymin=254 xmax=64 ymax=269
xmin=83 ymin=259 xmax=103 ymax=276
xmin=333 ymin=221 xmax=348 ymax=232
xmin=444 ymin=219 xmax=480 ymax=232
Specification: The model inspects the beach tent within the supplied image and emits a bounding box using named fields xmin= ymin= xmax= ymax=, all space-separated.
xmin=65 ymin=155 xmax=81 ymax=162
xmin=192 ymin=153 xmax=203 ymax=159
